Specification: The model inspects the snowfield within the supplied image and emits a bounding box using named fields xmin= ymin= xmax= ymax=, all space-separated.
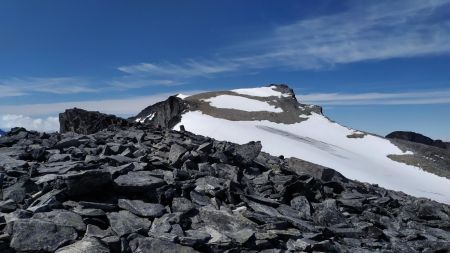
xmin=203 ymin=95 xmax=283 ymax=112
xmin=232 ymin=86 xmax=290 ymax=98
xmin=175 ymin=110 xmax=450 ymax=204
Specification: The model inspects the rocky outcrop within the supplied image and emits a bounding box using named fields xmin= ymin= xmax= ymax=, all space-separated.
xmin=129 ymin=96 xmax=188 ymax=128
xmin=59 ymin=108 xmax=132 ymax=134
xmin=386 ymin=131 xmax=449 ymax=150
xmin=0 ymin=126 xmax=449 ymax=252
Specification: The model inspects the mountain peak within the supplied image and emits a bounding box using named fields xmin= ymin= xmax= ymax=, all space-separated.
xmin=58 ymin=85 xmax=450 ymax=204
xmin=132 ymin=84 xmax=322 ymax=128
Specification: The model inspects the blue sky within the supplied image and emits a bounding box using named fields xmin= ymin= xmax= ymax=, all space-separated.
xmin=0 ymin=0 xmax=449 ymax=140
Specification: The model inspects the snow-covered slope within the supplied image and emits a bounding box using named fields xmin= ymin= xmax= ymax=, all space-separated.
xmin=138 ymin=85 xmax=450 ymax=204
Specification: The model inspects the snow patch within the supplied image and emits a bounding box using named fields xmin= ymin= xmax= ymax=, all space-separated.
xmin=174 ymin=111 xmax=450 ymax=204
xmin=203 ymin=95 xmax=283 ymax=113
xmin=232 ymin=86 xmax=289 ymax=98
xmin=176 ymin=94 xmax=188 ymax=99
xmin=135 ymin=113 xmax=155 ymax=123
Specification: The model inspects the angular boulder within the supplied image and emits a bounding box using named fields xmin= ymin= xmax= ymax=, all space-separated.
xmin=9 ymin=219 xmax=77 ymax=252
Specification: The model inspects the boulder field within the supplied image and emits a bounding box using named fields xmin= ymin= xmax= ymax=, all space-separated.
xmin=0 ymin=126 xmax=449 ymax=252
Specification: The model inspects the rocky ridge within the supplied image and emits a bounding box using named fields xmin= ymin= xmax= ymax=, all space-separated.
xmin=386 ymin=131 xmax=450 ymax=150
xmin=0 ymin=126 xmax=449 ymax=252
xmin=59 ymin=108 xmax=132 ymax=135
xmin=129 ymin=96 xmax=188 ymax=128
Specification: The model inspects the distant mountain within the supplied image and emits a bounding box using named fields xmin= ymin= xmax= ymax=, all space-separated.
xmin=0 ymin=129 xmax=6 ymax=136
xmin=386 ymin=131 xmax=450 ymax=150
xmin=59 ymin=84 xmax=450 ymax=204
xmin=127 ymin=84 xmax=450 ymax=204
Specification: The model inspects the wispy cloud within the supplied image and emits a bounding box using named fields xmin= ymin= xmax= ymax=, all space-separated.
xmin=118 ymin=60 xmax=240 ymax=78
xmin=0 ymin=76 xmax=185 ymax=97
xmin=300 ymin=89 xmax=450 ymax=105
xmin=118 ymin=0 xmax=450 ymax=78
xmin=108 ymin=78 xmax=183 ymax=89
xmin=0 ymin=77 xmax=97 ymax=97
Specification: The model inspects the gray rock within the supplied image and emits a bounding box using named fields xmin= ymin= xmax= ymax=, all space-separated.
xmin=48 ymin=153 xmax=71 ymax=163
xmin=290 ymin=196 xmax=311 ymax=219
xmin=79 ymin=201 xmax=117 ymax=211
xmin=85 ymin=224 xmax=115 ymax=239
xmin=129 ymin=237 xmax=198 ymax=253
xmin=27 ymin=189 xmax=64 ymax=213
xmin=55 ymin=137 xmax=83 ymax=149
xmin=199 ymin=206 xmax=257 ymax=244
xmin=169 ymin=144 xmax=187 ymax=164
xmin=32 ymin=209 xmax=86 ymax=231
xmin=233 ymin=141 xmax=262 ymax=164
xmin=0 ymin=200 xmax=17 ymax=213
xmin=118 ymin=199 xmax=166 ymax=218
xmin=107 ymin=210 xmax=152 ymax=237
xmin=171 ymin=197 xmax=195 ymax=213
xmin=313 ymin=199 xmax=346 ymax=226
xmin=56 ymin=237 xmax=109 ymax=253
xmin=149 ymin=213 xmax=179 ymax=234
xmin=10 ymin=219 xmax=77 ymax=252
xmin=0 ymin=154 xmax=27 ymax=171
xmin=3 ymin=179 xmax=38 ymax=203
xmin=114 ymin=171 xmax=166 ymax=192
xmin=73 ymin=207 xmax=106 ymax=217
xmin=36 ymin=161 xmax=81 ymax=175
xmin=287 ymin=157 xmax=348 ymax=182
xmin=62 ymin=169 xmax=112 ymax=196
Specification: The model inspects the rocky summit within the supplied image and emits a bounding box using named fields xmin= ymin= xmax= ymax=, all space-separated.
xmin=0 ymin=125 xmax=449 ymax=253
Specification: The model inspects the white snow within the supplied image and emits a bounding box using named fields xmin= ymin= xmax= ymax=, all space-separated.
xmin=203 ymin=95 xmax=283 ymax=113
xmin=175 ymin=111 xmax=450 ymax=204
xmin=177 ymin=94 xmax=188 ymax=99
xmin=135 ymin=112 xmax=155 ymax=123
xmin=232 ymin=86 xmax=289 ymax=98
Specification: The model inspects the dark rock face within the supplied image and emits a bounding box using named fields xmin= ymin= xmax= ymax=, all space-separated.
xmin=386 ymin=131 xmax=449 ymax=149
xmin=0 ymin=126 xmax=449 ymax=252
xmin=130 ymin=96 xmax=188 ymax=128
xmin=59 ymin=108 xmax=132 ymax=134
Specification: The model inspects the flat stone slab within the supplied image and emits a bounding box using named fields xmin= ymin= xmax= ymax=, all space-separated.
xmin=10 ymin=219 xmax=77 ymax=252
xmin=114 ymin=171 xmax=166 ymax=192
xmin=118 ymin=199 xmax=166 ymax=218
xmin=107 ymin=210 xmax=152 ymax=237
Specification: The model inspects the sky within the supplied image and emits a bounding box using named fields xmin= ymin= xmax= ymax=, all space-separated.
xmin=0 ymin=0 xmax=449 ymax=140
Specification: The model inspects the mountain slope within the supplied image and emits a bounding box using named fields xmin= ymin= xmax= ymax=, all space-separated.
xmin=135 ymin=85 xmax=450 ymax=204
xmin=0 ymin=129 xmax=5 ymax=136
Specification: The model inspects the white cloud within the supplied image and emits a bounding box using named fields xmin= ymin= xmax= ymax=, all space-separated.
xmin=117 ymin=0 xmax=450 ymax=78
xmin=0 ymin=115 xmax=59 ymax=132
xmin=299 ymin=89 xmax=450 ymax=105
